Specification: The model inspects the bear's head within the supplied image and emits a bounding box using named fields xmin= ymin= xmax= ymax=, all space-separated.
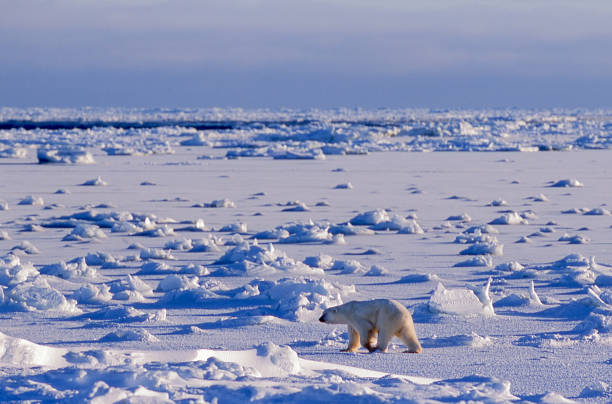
xmin=319 ymin=305 xmax=344 ymax=324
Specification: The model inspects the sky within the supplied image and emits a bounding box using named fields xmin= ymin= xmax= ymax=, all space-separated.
xmin=1 ymin=0 xmax=612 ymax=109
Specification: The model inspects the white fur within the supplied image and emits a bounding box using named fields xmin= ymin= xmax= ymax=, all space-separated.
xmin=319 ymin=299 xmax=422 ymax=353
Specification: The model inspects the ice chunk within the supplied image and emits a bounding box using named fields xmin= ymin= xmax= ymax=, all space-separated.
xmin=429 ymin=279 xmax=494 ymax=316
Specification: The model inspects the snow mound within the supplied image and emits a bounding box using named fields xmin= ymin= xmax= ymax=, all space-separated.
xmin=463 ymin=224 xmax=499 ymax=234
xmin=429 ymin=279 xmax=494 ymax=317
xmin=550 ymin=178 xmax=584 ymax=188
xmin=139 ymin=248 xmax=175 ymax=260
xmin=17 ymin=195 xmax=44 ymax=206
xmin=426 ymin=332 xmax=493 ymax=348
xmin=580 ymin=381 xmax=612 ymax=399
xmin=331 ymin=259 xmax=366 ymax=274
xmin=158 ymin=279 xmax=228 ymax=306
xmin=10 ymin=240 xmax=40 ymax=255
xmin=265 ymin=277 xmax=356 ymax=322
xmin=303 ymin=254 xmax=335 ymax=270
xmin=349 ymin=209 xmax=390 ymax=225
xmin=489 ymin=211 xmax=528 ymax=225
xmin=37 ymin=147 xmax=95 ymax=164
xmin=275 ymin=221 xmax=333 ymax=243
xmin=156 ymin=274 xmax=200 ymax=292
xmin=364 ymin=264 xmax=389 ymax=276
xmin=557 ymin=233 xmax=589 ymax=244
xmin=80 ymin=176 xmax=108 ymax=186
xmin=62 ymin=224 xmax=107 ymax=241
xmin=397 ymin=273 xmax=440 ymax=283
xmin=99 ymin=329 xmax=159 ymax=343
xmin=71 ymin=283 xmax=113 ymax=304
xmin=255 ymin=342 xmax=301 ymax=376
xmin=75 ymin=305 xmax=159 ymax=323
xmin=459 ymin=242 xmax=503 ymax=256
xmin=454 ymin=255 xmax=493 ymax=267
xmin=109 ymin=275 xmax=154 ymax=298
xmin=0 ymin=255 xmax=39 ymax=285
xmin=215 ymin=241 xmax=323 ymax=276
xmin=1 ymin=277 xmax=80 ymax=314
xmin=572 ymin=287 xmax=612 ymax=336
xmin=543 ymin=254 xmax=600 ymax=287
xmin=199 ymin=198 xmax=236 ymax=208
xmin=398 ymin=220 xmax=425 ymax=234
xmin=0 ymin=331 xmax=68 ymax=368
xmin=329 ymin=223 xmax=375 ymax=236
xmin=40 ymin=258 xmax=97 ymax=280
xmin=495 ymin=282 xmax=544 ymax=308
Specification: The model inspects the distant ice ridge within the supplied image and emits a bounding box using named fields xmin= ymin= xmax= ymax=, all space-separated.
xmin=3 ymin=108 xmax=612 ymax=161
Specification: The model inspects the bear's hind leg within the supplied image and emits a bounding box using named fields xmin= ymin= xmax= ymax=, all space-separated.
xmin=398 ymin=326 xmax=422 ymax=353
xmin=341 ymin=325 xmax=360 ymax=352
xmin=375 ymin=329 xmax=393 ymax=352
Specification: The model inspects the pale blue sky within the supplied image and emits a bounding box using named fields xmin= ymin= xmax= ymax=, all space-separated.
xmin=1 ymin=0 xmax=611 ymax=108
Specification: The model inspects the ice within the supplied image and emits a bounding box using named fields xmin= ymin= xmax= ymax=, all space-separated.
xmin=0 ymin=255 xmax=39 ymax=285
xmin=17 ymin=195 xmax=44 ymax=206
xmin=80 ymin=176 xmax=108 ymax=186
xmin=62 ymin=224 xmax=107 ymax=241
xmin=71 ymin=283 xmax=113 ymax=304
xmin=265 ymin=277 xmax=356 ymax=322
xmin=2 ymin=277 xmax=80 ymax=313
xmin=37 ymin=147 xmax=95 ymax=164
xmin=349 ymin=209 xmax=390 ymax=225
xmin=489 ymin=211 xmax=528 ymax=225
xmin=453 ymin=255 xmax=493 ymax=267
xmin=214 ymin=241 xmax=323 ymax=276
xmin=550 ymin=178 xmax=584 ymax=188
xmin=99 ymin=329 xmax=159 ymax=343
xmin=429 ymin=279 xmax=494 ymax=317
xmin=459 ymin=241 xmax=503 ymax=256
xmin=3 ymin=107 xmax=612 ymax=401
xmin=40 ymin=257 xmax=97 ymax=280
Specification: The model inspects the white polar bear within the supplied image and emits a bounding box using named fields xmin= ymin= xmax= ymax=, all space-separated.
xmin=319 ymin=299 xmax=422 ymax=353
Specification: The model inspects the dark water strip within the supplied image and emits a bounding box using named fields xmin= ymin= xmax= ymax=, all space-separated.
xmin=0 ymin=120 xmax=236 ymax=131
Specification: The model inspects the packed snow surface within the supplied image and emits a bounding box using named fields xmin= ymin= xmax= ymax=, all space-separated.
xmin=1 ymin=108 xmax=612 ymax=403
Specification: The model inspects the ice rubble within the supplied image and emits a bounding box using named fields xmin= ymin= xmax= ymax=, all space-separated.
xmin=3 ymin=108 xmax=612 ymax=159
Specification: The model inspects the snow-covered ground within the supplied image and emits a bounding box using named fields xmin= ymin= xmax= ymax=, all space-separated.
xmin=1 ymin=108 xmax=611 ymax=403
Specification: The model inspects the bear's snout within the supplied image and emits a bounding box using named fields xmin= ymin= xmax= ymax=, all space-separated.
xmin=319 ymin=314 xmax=326 ymax=322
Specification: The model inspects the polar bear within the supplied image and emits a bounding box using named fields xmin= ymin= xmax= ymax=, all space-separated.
xmin=319 ymin=299 xmax=422 ymax=353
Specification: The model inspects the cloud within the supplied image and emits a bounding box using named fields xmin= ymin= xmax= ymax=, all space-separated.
xmin=1 ymin=1 xmax=611 ymax=107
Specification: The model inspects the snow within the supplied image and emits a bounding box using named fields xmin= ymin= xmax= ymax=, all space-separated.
xmin=1 ymin=107 xmax=612 ymax=403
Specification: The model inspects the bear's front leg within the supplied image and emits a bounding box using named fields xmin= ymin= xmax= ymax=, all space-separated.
xmin=365 ymin=327 xmax=378 ymax=352
xmin=341 ymin=325 xmax=360 ymax=352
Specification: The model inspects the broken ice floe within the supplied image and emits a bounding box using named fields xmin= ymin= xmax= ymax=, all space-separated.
xmin=428 ymin=279 xmax=494 ymax=317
